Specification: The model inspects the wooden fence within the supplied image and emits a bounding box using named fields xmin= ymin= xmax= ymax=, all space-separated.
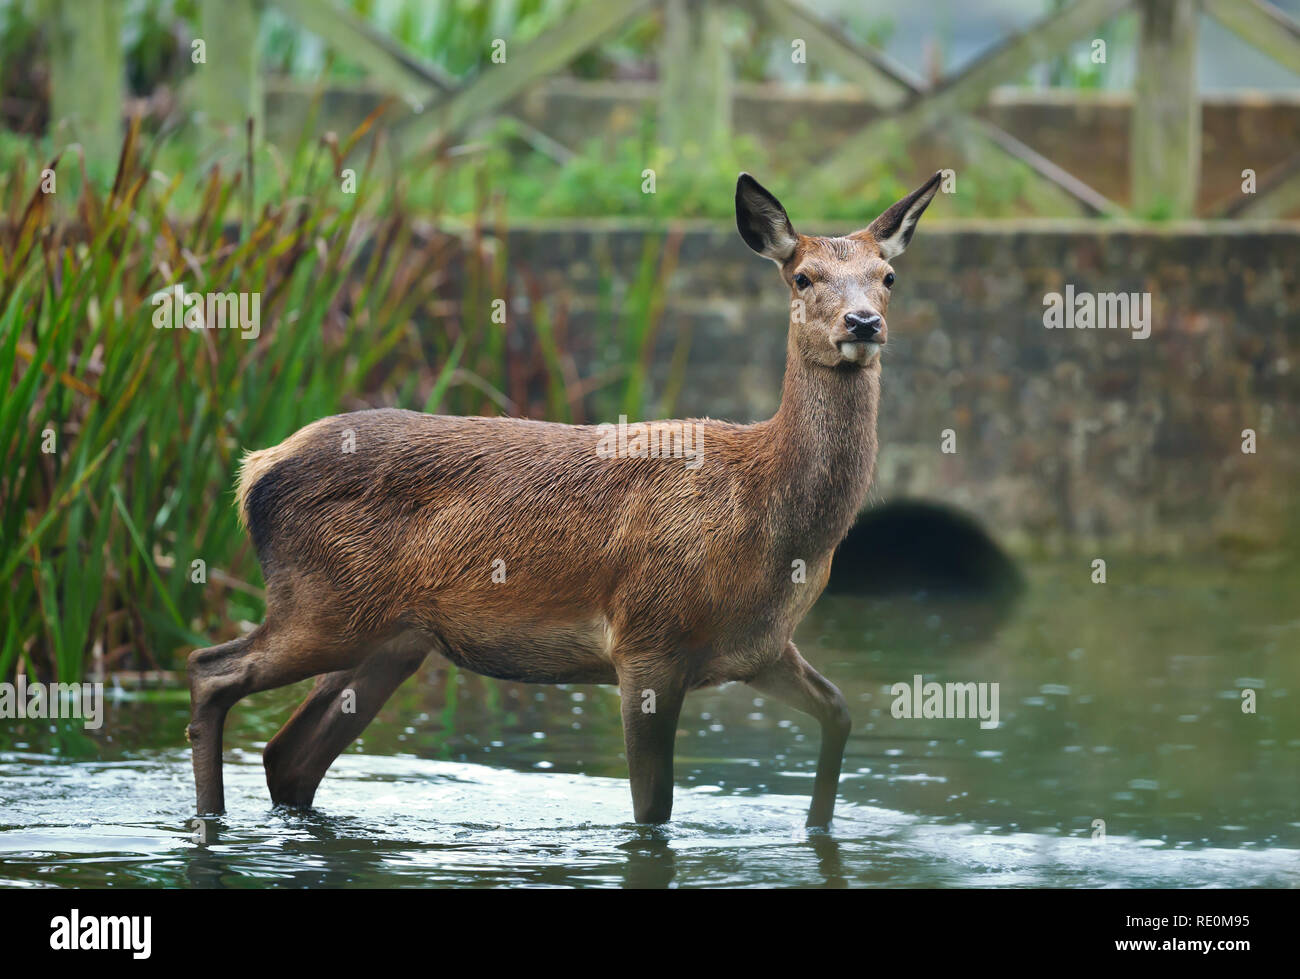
xmin=43 ymin=0 xmax=1300 ymax=219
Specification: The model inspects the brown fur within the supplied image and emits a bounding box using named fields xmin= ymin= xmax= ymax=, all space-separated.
xmin=188 ymin=172 xmax=943 ymax=826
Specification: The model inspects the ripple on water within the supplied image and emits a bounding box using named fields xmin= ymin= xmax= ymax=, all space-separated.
xmin=0 ymin=750 xmax=1295 ymax=889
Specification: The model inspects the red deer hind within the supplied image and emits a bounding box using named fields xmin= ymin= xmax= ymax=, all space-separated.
xmin=187 ymin=171 xmax=943 ymax=826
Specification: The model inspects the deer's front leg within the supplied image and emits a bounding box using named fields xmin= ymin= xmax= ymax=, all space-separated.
xmin=616 ymin=660 xmax=686 ymax=824
xmin=748 ymin=641 xmax=852 ymax=828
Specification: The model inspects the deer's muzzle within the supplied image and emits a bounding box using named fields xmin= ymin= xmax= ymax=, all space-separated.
xmin=845 ymin=311 xmax=884 ymax=341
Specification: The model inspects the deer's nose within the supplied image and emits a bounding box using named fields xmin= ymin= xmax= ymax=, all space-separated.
xmin=845 ymin=311 xmax=883 ymax=341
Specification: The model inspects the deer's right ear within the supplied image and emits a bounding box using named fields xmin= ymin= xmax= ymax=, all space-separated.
xmin=736 ymin=174 xmax=797 ymax=263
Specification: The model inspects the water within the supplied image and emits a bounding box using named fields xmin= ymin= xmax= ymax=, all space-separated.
xmin=1 ymin=560 xmax=1297 ymax=888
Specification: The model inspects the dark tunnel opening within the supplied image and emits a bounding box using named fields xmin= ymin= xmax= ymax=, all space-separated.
xmin=826 ymin=500 xmax=1024 ymax=602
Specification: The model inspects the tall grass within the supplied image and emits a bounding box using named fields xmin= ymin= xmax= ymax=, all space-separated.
xmin=1 ymin=117 xmax=673 ymax=684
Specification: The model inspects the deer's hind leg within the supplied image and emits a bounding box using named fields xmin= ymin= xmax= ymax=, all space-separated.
xmin=188 ymin=618 xmax=369 ymax=815
xmin=188 ymin=635 xmax=256 ymax=816
xmin=263 ymin=632 xmax=429 ymax=809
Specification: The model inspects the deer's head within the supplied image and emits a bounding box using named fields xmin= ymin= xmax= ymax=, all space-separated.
xmin=735 ymin=172 xmax=942 ymax=370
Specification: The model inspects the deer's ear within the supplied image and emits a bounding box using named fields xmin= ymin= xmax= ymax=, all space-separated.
xmin=864 ymin=171 xmax=943 ymax=260
xmin=736 ymin=173 xmax=797 ymax=263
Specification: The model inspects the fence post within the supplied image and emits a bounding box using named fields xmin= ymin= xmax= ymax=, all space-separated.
xmin=659 ymin=0 xmax=731 ymax=160
xmin=49 ymin=0 xmax=123 ymax=176
xmin=1131 ymin=0 xmax=1200 ymax=217
xmin=193 ymin=0 xmax=262 ymax=139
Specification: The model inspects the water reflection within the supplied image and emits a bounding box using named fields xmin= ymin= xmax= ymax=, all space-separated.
xmin=619 ymin=830 xmax=676 ymax=889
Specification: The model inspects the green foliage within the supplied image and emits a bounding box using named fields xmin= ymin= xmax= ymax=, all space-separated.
xmin=261 ymin=0 xmax=585 ymax=82
xmin=1135 ymin=193 xmax=1178 ymax=222
xmin=121 ymin=0 xmax=198 ymax=94
xmin=0 ymin=0 xmax=44 ymax=131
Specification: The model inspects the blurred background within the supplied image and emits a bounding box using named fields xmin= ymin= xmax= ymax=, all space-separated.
xmin=0 ymin=0 xmax=1297 ymax=888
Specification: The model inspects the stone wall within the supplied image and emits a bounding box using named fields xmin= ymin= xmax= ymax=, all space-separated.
xmin=500 ymin=219 xmax=1300 ymax=557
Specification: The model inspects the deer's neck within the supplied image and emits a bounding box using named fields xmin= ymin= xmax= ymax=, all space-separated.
xmin=761 ymin=342 xmax=880 ymax=558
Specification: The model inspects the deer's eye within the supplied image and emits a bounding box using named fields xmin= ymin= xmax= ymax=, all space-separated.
xmin=884 ymin=272 xmax=895 ymax=288
xmin=794 ymin=273 xmax=812 ymax=289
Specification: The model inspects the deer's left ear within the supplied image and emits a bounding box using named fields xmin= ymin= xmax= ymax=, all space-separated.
xmin=863 ymin=171 xmax=943 ymax=260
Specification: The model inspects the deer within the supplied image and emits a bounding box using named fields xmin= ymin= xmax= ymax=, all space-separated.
xmin=187 ymin=171 xmax=943 ymax=828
